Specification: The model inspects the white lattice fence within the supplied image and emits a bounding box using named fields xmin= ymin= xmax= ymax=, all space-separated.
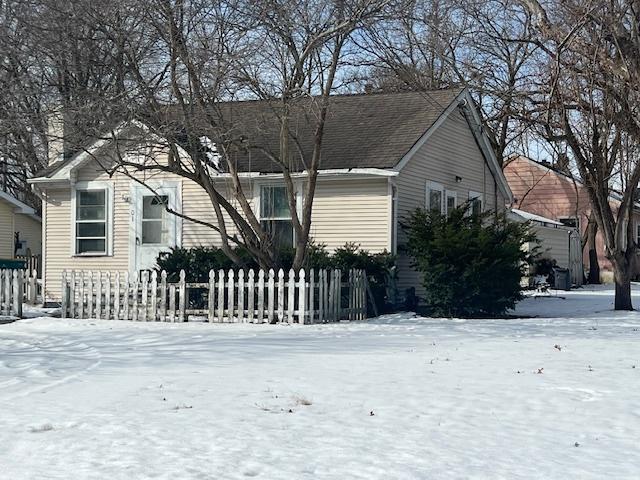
xmin=61 ymin=268 xmax=368 ymax=323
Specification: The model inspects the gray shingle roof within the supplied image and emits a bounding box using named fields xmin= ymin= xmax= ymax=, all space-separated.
xmin=214 ymin=88 xmax=463 ymax=173
xmin=33 ymin=88 xmax=464 ymax=177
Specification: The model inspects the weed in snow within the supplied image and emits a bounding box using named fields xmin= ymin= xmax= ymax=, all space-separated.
xmin=554 ymin=344 xmax=562 ymax=351
xmin=29 ymin=423 xmax=53 ymax=433
xmin=293 ymin=395 xmax=312 ymax=406
xmin=172 ymin=404 xmax=193 ymax=411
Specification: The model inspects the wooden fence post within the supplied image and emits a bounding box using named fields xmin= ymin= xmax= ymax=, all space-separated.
xmin=150 ymin=271 xmax=158 ymax=322
xmin=12 ymin=269 xmax=22 ymax=318
xmin=287 ymin=269 xmax=295 ymax=323
xmin=318 ymin=269 xmax=325 ymax=323
xmin=247 ymin=269 xmax=255 ymax=323
xmin=160 ymin=270 xmax=167 ymax=322
xmin=95 ymin=271 xmax=102 ymax=319
xmin=308 ymin=269 xmax=315 ymax=324
xmin=226 ymin=270 xmax=234 ymax=322
xmin=277 ymin=269 xmax=285 ymax=323
xmin=208 ymin=269 xmax=215 ymax=322
xmin=132 ymin=278 xmax=139 ymax=322
xmin=257 ymin=269 xmax=265 ymax=323
xmin=87 ymin=272 xmax=94 ymax=319
xmin=114 ymin=272 xmax=121 ymax=320
xmin=178 ymin=269 xmax=186 ymax=322
xmin=69 ymin=270 xmax=76 ymax=319
xmin=298 ymin=269 xmax=306 ymax=324
xmin=105 ymin=272 xmax=112 ymax=320
xmin=140 ymin=271 xmax=149 ymax=322
xmin=238 ymin=269 xmax=245 ymax=323
xmin=61 ymin=271 xmax=68 ymax=318
xmin=217 ymin=270 xmax=224 ymax=322
xmin=169 ymin=284 xmax=176 ymax=322
xmin=267 ymin=269 xmax=275 ymax=324
xmin=123 ymin=272 xmax=130 ymax=321
xmin=78 ymin=272 xmax=86 ymax=319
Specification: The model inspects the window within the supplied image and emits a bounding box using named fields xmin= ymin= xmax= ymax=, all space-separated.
xmin=141 ymin=195 xmax=168 ymax=244
xmin=76 ymin=189 xmax=107 ymax=254
xmin=468 ymin=191 xmax=483 ymax=217
xmin=427 ymin=181 xmax=444 ymax=214
xmin=260 ymin=185 xmax=293 ymax=248
xmin=445 ymin=191 xmax=457 ymax=216
xmin=559 ymin=217 xmax=579 ymax=230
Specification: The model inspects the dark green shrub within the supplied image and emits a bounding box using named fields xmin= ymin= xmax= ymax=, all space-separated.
xmin=156 ymin=242 xmax=395 ymax=313
xmin=402 ymin=207 xmax=536 ymax=317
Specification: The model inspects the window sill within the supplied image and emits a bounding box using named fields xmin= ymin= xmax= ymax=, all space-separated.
xmin=72 ymin=253 xmax=110 ymax=258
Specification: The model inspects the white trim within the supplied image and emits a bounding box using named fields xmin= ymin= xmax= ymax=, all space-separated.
xmin=71 ymin=181 xmax=114 ymax=257
xmin=557 ymin=216 xmax=580 ymax=231
xmin=0 ymin=190 xmax=36 ymax=215
xmin=128 ymin=180 xmax=182 ymax=275
xmin=445 ymin=190 xmax=458 ymax=216
xmin=388 ymin=178 xmax=398 ymax=254
xmin=457 ymin=91 xmax=513 ymax=203
xmin=426 ymin=181 xmax=445 ymax=214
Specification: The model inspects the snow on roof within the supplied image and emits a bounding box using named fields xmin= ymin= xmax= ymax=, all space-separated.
xmin=509 ymin=208 xmax=567 ymax=227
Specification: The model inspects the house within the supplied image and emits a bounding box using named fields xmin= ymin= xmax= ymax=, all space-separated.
xmin=28 ymin=88 xmax=512 ymax=303
xmin=504 ymin=155 xmax=640 ymax=282
xmin=508 ymin=208 xmax=583 ymax=286
xmin=0 ymin=189 xmax=42 ymax=262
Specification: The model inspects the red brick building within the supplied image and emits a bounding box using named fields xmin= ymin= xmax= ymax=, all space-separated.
xmin=504 ymin=156 xmax=640 ymax=281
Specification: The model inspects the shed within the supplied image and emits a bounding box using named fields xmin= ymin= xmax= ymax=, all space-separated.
xmin=509 ymin=208 xmax=583 ymax=286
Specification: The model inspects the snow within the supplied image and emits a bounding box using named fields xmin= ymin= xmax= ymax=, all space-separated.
xmin=1 ymin=285 xmax=640 ymax=479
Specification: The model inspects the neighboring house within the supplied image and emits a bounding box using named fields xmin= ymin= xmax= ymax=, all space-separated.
xmin=0 ymin=190 xmax=42 ymax=260
xmin=504 ymin=155 xmax=640 ymax=282
xmin=508 ymin=208 xmax=583 ymax=286
xmin=29 ymin=88 xmax=512 ymax=303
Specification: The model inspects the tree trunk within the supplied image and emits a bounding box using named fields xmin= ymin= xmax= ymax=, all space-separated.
xmin=586 ymin=219 xmax=600 ymax=284
xmin=613 ymin=264 xmax=633 ymax=310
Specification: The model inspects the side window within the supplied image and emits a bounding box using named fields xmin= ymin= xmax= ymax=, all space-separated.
xmin=75 ymin=189 xmax=108 ymax=255
xmin=260 ymin=185 xmax=294 ymax=248
xmin=427 ymin=181 xmax=444 ymax=214
xmin=468 ymin=191 xmax=483 ymax=217
xmin=445 ymin=191 xmax=457 ymax=216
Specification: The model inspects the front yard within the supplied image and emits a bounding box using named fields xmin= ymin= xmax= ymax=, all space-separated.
xmin=1 ymin=286 xmax=639 ymax=479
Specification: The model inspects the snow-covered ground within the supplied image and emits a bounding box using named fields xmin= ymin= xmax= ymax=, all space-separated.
xmin=1 ymin=285 xmax=639 ymax=479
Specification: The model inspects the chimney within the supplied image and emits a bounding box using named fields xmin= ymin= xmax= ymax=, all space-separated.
xmin=47 ymin=109 xmax=66 ymax=165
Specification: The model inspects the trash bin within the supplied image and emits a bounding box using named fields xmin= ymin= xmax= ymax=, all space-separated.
xmin=553 ymin=267 xmax=571 ymax=290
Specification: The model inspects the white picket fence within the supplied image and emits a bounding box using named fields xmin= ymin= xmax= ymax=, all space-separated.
xmin=0 ymin=269 xmax=24 ymax=317
xmin=61 ymin=268 xmax=368 ymax=323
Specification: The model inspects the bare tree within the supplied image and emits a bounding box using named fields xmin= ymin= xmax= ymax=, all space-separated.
xmin=58 ymin=0 xmax=395 ymax=270
xmin=520 ymin=0 xmax=640 ymax=309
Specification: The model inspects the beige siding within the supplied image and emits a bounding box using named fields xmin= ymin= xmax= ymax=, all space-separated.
xmin=43 ymin=150 xmax=391 ymax=300
xmin=310 ymin=178 xmax=390 ymax=252
xmin=0 ymin=200 xmax=14 ymax=258
xmin=395 ymin=109 xmax=505 ymax=295
xmin=14 ymin=214 xmax=42 ymax=256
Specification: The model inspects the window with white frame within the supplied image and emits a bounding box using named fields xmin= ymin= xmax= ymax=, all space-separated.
xmin=260 ymin=185 xmax=293 ymax=248
xmin=75 ymin=189 xmax=107 ymax=254
xmin=468 ymin=191 xmax=483 ymax=217
xmin=445 ymin=190 xmax=457 ymax=216
xmin=427 ymin=181 xmax=444 ymax=214
xmin=141 ymin=194 xmax=169 ymax=244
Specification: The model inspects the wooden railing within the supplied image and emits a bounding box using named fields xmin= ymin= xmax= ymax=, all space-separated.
xmin=61 ymin=268 xmax=368 ymax=323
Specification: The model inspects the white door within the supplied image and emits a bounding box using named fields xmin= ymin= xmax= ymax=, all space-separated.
xmin=133 ymin=186 xmax=178 ymax=273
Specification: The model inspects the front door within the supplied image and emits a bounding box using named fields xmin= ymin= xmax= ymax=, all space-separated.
xmin=133 ymin=186 xmax=178 ymax=273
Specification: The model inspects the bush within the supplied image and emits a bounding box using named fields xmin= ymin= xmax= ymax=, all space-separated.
xmin=155 ymin=242 xmax=396 ymax=313
xmin=402 ymin=207 xmax=536 ymax=317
